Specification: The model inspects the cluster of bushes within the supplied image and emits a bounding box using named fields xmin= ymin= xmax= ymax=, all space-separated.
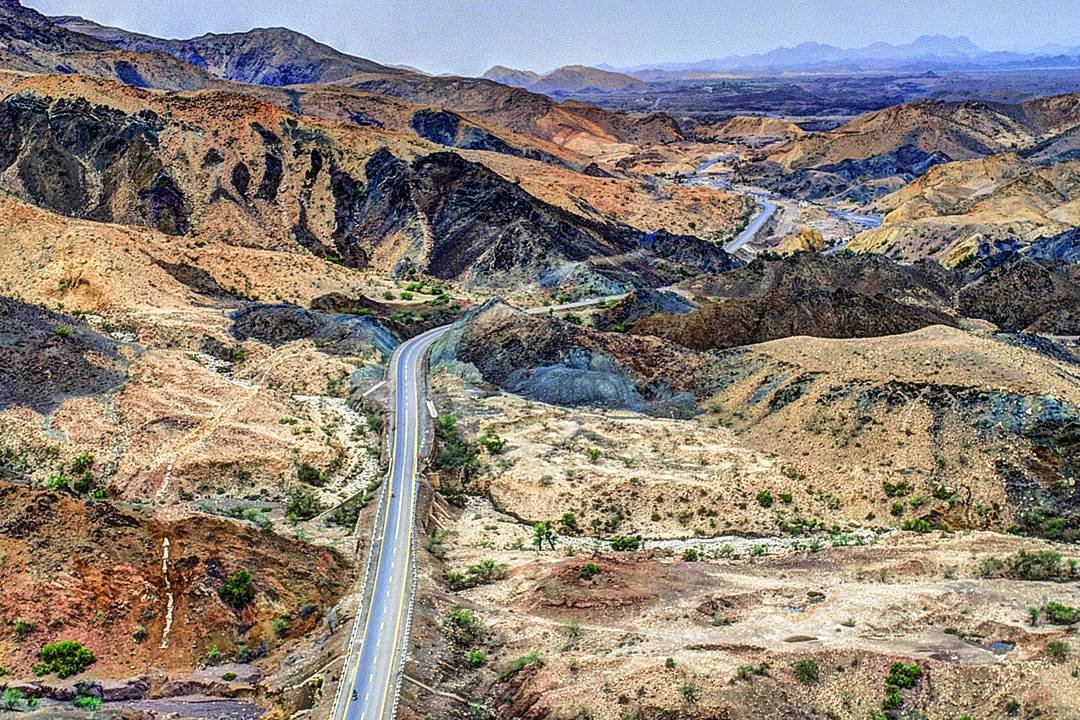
xmin=792 ymin=657 xmax=819 ymax=685
xmin=446 ymin=559 xmax=508 ymax=591
xmin=296 ymin=462 xmax=328 ymax=487
xmin=286 ymin=485 xmax=324 ymax=521
xmin=476 ymin=427 xmax=506 ymax=455
xmin=433 ymin=415 xmax=480 ymax=476
xmin=979 ymin=550 xmax=1075 ymax=582
xmin=877 ymin=661 xmax=922 ymax=718
xmin=32 ymin=640 xmax=96 ymax=678
xmin=578 ymin=562 xmax=601 ymax=580
xmin=327 ymin=493 xmax=370 ymax=529
xmin=222 ymin=505 xmax=272 ymax=530
xmin=45 ymin=451 xmax=105 ymax=499
xmin=610 ymin=535 xmax=641 ymax=551
xmin=445 ymin=606 xmax=481 ymax=645
xmin=1039 ymin=601 xmax=1079 ymax=625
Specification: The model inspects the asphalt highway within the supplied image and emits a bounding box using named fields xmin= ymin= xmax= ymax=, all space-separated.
xmin=331 ymin=325 xmax=448 ymax=720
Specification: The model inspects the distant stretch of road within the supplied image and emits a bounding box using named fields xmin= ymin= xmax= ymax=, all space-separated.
xmin=724 ymin=198 xmax=777 ymax=254
xmin=331 ymin=325 xmax=448 ymax=720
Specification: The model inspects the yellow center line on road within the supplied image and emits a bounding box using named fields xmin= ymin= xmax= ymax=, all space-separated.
xmin=373 ymin=336 xmax=424 ymax=720
xmin=336 ymin=340 xmax=410 ymax=720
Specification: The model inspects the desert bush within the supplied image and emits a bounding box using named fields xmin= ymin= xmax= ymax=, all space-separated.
xmin=219 ymin=570 xmax=256 ymax=608
xmin=499 ymin=651 xmax=542 ymax=681
xmin=1046 ymin=639 xmax=1071 ymax=662
xmin=297 ymin=462 xmax=327 ymax=487
xmin=579 ymin=562 xmax=601 ymax=580
xmin=1043 ymin=601 xmax=1079 ymax=625
xmin=445 ymin=606 xmax=480 ymax=644
xmin=33 ymin=640 xmax=96 ymax=678
xmin=610 ymin=535 xmax=641 ymax=551
xmin=286 ymin=485 xmax=324 ymax=520
xmin=73 ymin=695 xmax=102 ymax=711
xmin=793 ymin=657 xmax=819 ymax=684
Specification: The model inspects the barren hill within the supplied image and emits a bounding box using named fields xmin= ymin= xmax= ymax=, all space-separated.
xmin=52 ymin=15 xmax=402 ymax=83
xmin=482 ymin=63 xmax=644 ymax=95
xmin=481 ymin=65 xmax=541 ymax=88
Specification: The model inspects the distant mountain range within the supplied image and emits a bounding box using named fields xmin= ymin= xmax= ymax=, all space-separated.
xmin=608 ymin=35 xmax=1080 ymax=77
xmin=51 ymin=14 xmax=404 ymax=85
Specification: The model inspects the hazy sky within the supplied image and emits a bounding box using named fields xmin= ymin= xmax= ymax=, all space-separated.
xmin=24 ymin=0 xmax=1080 ymax=75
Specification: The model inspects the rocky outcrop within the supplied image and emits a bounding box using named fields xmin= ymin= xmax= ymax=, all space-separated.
xmin=634 ymin=284 xmax=957 ymax=351
xmin=684 ymin=253 xmax=959 ymax=311
xmin=433 ymin=300 xmax=714 ymax=417
xmin=53 ymin=18 xmax=400 ymax=84
xmin=593 ymin=288 xmax=695 ymax=331
xmin=959 ymin=257 xmax=1080 ymax=334
xmin=761 ymin=145 xmax=951 ymax=201
xmin=230 ymin=303 xmax=398 ymax=359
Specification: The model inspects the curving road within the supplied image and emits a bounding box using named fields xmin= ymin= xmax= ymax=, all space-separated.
xmin=330 ymin=293 xmax=638 ymax=720
xmin=331 ymin=325 xmax=448 ymax=720
xmin=724 ymin=198 xmax=776 ymax=254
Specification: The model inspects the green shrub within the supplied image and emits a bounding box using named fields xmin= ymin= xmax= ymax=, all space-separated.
xmin=1043 ymin=601 xmax=1079 ymax=625
xmin=218 ymin=570 xmax=256 ymax=608
xmin=756 ymin=490 xmax=774 ymax=508
xmin=2 ymin=688 xmax=33 ymax=711
xmin=477 ymin=428 xmax=507 ymax=455
xmin=45 ymin=472 xmax=69 ymax=490
xmin=1046 ymin=639 xmax=1071 ymax=662
xmin=241 ymin=507 xmax=271 ymax=530
xmin=682 ymin=548 xmax=700 ymax=562
xmin=296 ymin=462 xmax=327 ymax=487
xmin=1006 ymin=550 xmax=1065 ymax=581
xmin=73 ymin=695 xmax=102 ymax=711
xmin=885 ymin=661 xmax=922 ymax=690
xmin=272 ymin=616 xmax=291 ymax=638
xmin=792 ymin=657 xmax=819 ymax=684
xmin=222 ymin=671 xmax=238 ymax=681
xmin=900 ymin=518 xmax=932 ymax=533
xmin=560 ymin=512 xmax=580 ymax=533
xmin=34 ymin=640 xmax=96 ymax=678
xmin=578 ymin=562 xmax=601 ymax=580
xmin=466 ymin=650 xmax=487 ymax=668
xmin=71 ymin=470 xmax=95 ymax=494
xmin=735 ymin=662 xmax=769 ymax=681
xmin=433 ymin=415 xmax=480 ymax=475
xmin=70 ymin=452 xmax=94 ymax=474
xmin=286 ymin=485 xmax=324 ymax=520
xmin=610 ymin=535 xmax=641 ymax=551
xmin=13 ymin=619 xmax=35 ymax=638
xmin=499 ymin=651 xmax=542 ymax=681
xmin=467 ymin=559 xmax=508 ymax=584
xmin=445 ymin=606 xmax=480 ymax=644
xmin=883 ymin=480 xmax=912 ymax=498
